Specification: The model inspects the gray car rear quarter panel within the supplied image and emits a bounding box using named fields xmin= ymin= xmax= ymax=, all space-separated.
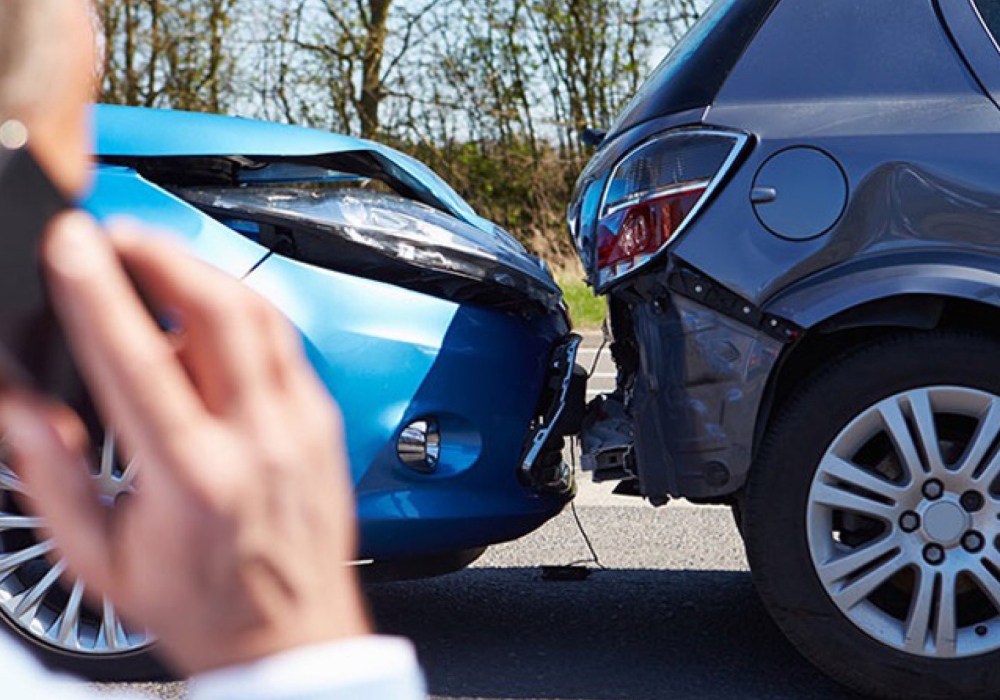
xmin=621 ymin=0 xmax=1000 ymax=500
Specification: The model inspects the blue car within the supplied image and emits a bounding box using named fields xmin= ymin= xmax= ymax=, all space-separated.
xmin=0 ymin=105 xmax=583 ymax=680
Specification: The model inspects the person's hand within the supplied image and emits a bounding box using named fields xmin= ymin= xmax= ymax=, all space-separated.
xmin=0 ymin=212 xmax=371 ymax=675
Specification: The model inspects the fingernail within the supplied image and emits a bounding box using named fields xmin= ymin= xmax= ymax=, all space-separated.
xmin=44 ymin=212 xmax=109 ymax=281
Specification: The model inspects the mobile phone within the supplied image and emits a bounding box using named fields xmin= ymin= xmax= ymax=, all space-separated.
xmin=0 ymin=137 xmax=88 ymax=405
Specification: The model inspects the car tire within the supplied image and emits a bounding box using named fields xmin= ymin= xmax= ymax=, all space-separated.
xmin=0 ymin=432 xmax=166 ymax=682
xmin=1 ymin=624 xmax=168 ymax=682
xmin=745 ymin=331 xmax=1000 ymax=700
xmin=730 ymin=497 xmax=745 ymax=539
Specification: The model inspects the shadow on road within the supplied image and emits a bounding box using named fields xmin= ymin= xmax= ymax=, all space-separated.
xmin=366 ymin=567 xmax=860 ymax=700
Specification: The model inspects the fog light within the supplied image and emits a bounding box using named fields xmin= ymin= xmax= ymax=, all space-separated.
xmin=397 ymin=419 xmax=441 ymax=473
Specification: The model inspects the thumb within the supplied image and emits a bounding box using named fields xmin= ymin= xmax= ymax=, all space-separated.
xmin=0 ymin=396 xmax=114 ymax=595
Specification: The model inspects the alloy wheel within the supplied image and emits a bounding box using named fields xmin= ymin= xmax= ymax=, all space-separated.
xmin=0 ymin=432 xmax=152 ymax=656
xmin=808 ymin=386 xmax=1000 ymax=658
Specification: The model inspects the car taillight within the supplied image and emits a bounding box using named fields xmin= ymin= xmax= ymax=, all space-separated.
xmin=596 ymin=129 xmax=747 ymax=288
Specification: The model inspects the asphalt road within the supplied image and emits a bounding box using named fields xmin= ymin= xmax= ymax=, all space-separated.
xmin=91 ymin=335 xmax=862 ymax=700
xmin=371 ymin=492 xmax=863 ymax=700
xmin=578 ymin=330 xmax=615 ymax=401
xmin=93 ymin=486 xmax=861 ymax=700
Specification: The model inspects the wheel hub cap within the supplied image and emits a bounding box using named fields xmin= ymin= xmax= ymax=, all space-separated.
xmin=807 ymin=386 xmax=1000 ymax=659
xmin=0 ymin=431 xmax=153 ymax=656
xmin=922 ymin=501 xmax=968 ymax=547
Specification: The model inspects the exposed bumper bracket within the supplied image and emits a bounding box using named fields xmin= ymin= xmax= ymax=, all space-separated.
xmin=519 ymin=335 xmax=586 ymax=495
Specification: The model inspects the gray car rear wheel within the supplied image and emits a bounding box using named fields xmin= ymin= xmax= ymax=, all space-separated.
xmin=745 ymin=331 xmax=1000 ymax=699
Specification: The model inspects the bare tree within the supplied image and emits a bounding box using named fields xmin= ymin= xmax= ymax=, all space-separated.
xmin=267 ymin=0 xmax=449 ymax=138
xmin=96 ymin=0 xmax=705 ymax=261
xmin=530 ymin=0 xmax=699 ymax=157
xmin=95 ymin=0 xmax=241 ymax=112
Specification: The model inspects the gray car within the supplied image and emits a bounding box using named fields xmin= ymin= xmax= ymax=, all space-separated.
xmin=570 ymin=0 xmax=1000 ymax=697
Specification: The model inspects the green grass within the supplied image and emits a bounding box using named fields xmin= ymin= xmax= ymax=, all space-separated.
xmin=558 ymin=275 xmax=607 ymax=329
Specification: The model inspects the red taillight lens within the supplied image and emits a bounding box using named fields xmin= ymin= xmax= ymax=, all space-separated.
xmin=594 ymin=129 xmax=746 ymax=289
xmin=597 ymin=183 xmax=707 ymax=273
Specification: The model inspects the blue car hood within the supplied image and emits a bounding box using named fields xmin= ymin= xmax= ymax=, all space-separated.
xmin=91 ymin=105 xmax=562 ymax=312
xmin=94 ymin=105 xmax=489 ymax=232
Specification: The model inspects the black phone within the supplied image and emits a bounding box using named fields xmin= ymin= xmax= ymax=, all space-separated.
xmin=0 ymin=139 xmax=88 ymax=405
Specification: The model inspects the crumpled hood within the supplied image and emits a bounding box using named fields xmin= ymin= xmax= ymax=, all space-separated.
xmin=91 ymin=105 xmax=563 ymax=314
xmin=93 ymin=104 xmax=490 ymax=232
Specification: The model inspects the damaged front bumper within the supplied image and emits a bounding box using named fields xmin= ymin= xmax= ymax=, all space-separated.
xmin=520 ymin=334 xmax=588 ymax=496
xmin=579 ymin=262 xmax=793 ymax=502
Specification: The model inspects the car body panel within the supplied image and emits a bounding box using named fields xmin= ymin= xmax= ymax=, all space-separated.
xmin=940 ymin=0 xmax=1000 ymax=112
xmin=684 ymin=0 xmax=1000 ymax=303
xmin=767 ymin=252 xmax=1000 ymax=329
xmin=572 ymin=0 xmax=1000 ymax=501
xmin=97 ymin=104 xmax=376 ymax=158
xmin=243 ymin=254 xmax=568 ymax=559
xmin=89 ymin=106 xmax=573 ymax=561
xmin=84 ymin=164 xmax=268 ymax=279
xmin=95 ymin=104 xmax=488 ymax=232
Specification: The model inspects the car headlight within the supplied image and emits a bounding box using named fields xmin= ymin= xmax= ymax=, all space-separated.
xmin=176 ymin=186 xmax=562 ymax=312
xmin=596 ymin=129 xmax=748 ymax=289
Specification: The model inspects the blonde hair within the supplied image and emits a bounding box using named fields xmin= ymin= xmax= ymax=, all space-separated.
xmin=0 ymin=0 xmax=70 ymax=120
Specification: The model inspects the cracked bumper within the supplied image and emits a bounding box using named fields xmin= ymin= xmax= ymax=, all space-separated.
xmin=519 ymin=334 xmax=588 ymax=496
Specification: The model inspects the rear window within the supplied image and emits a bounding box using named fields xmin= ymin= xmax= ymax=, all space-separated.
xmin=975 ymin=0 xmax=1000 ymax=44
xmin=606 ymin=0 xmax=781 ymax=139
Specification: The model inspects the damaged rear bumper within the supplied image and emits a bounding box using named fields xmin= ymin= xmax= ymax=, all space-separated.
xmin=579 ymin=264 xmax=790 ymax=501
